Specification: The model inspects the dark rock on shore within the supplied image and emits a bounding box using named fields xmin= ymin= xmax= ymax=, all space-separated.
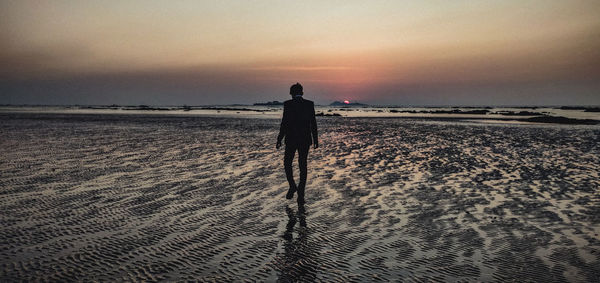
xmin=522 ymin=116 xmax=599 ymax=125
xmin=389 ymin=109 xmax=489 ymax=114
xmin=316 ymin=112 xmax=342 ymax=116
xmin=123 ymin=105 xmax=170 ymax=111
xmin=198 ymin=107 xmax=264 ymax=112
xmin=493 ymin=111 xmax=540 ymax=116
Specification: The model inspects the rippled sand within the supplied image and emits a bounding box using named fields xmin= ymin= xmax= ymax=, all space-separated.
xmin=1 ymin=113 xmax=599 ymax=282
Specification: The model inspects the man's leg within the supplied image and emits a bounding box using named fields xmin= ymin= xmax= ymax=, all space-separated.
xmin=296 ymin=144 xmax=310 ymax=204
xmin=284 ymin=145 xmax=297 ymax=199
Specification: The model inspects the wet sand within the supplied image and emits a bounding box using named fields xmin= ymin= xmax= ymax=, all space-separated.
xmin=1 ymin=112 xmax=599 ymax=282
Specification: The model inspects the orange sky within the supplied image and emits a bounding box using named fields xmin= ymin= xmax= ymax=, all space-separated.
xmin=1 ymin=0 xmax=599 ymax=105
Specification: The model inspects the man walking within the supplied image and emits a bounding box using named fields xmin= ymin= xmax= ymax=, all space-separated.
xmin=276 ymin=83 xmax=318 ymax=205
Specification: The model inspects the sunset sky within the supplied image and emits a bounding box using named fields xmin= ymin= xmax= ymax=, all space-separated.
xmin=1 ymin=0 xmax=599 ymax=105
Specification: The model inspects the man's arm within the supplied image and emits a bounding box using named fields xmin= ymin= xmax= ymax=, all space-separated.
xmin=310 ymin=102 xmax=318 ymax=148
xmin=276 ymin=103 xmax=288 ymax=148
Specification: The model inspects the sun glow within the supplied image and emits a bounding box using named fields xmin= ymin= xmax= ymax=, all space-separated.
xmin=1 ymin=1 xmax=599 ymax=105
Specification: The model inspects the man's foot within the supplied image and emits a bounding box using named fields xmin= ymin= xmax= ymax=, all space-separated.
xmin=286 ymin=185 xmax=296 ymax=199
xmin=298 ymin=203 xmax=306 ymax=214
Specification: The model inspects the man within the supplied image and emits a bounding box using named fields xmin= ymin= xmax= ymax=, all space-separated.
xmin=276 ymin=83 xmax=318 ymax=205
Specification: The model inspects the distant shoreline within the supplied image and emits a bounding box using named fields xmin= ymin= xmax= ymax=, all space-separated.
xmin=1 ymin=104 xmax=600 ymax=109
xmin=1 ymin=105 xmax=599 ymax=125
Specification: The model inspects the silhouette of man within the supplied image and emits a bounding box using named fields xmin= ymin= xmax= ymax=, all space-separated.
xmin=276 ymin=83 xmax=318 ymax=205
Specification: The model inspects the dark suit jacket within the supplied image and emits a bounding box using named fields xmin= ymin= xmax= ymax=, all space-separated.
xmin=277 ymin=97 xmax=318 ymax=147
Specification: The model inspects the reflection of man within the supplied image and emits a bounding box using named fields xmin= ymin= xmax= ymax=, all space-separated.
xmin=279 ymin=206 xmax=315 ymax=281
xmin=276 ymin=83 xmax=318 ymax=205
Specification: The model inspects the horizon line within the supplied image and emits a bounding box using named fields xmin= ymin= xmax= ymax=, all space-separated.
xmin=2 ymin=103 xmax=599 ymax=108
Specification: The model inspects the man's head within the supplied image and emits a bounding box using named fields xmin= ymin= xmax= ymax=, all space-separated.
xmin=290 ymin=83 xmax=303 ymax=96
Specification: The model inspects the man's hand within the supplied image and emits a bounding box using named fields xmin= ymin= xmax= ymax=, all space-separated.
xmin=276 ymin=141 xmax=282 ymax=149
xmin=314 ymin=142 xmax=319 ymax=149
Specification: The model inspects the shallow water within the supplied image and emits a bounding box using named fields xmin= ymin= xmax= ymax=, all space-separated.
xmin=1 ymin=113 xmax=599 ymax=282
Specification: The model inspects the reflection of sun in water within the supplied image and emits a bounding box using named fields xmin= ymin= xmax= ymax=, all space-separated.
xmin=343 ymin=100 xmax=350 ymax=104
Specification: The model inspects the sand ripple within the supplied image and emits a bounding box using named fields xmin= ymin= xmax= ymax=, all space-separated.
xmin=1 ymin=113 xmax=599 ymax=282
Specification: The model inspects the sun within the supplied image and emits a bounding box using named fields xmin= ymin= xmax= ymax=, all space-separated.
xmin=343 ymin=100 xmax=350 ymax=104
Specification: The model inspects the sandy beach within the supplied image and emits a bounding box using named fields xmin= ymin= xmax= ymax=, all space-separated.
xmin=1 ymin=111 xmax=598 ymax=282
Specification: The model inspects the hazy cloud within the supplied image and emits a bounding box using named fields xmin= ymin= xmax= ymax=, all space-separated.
xmin=1 ymin=1 xmax=600 ymax=105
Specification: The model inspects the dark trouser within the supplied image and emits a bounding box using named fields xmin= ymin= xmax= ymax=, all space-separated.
xmin=284 ymin=143 xmax=310 ymax=200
